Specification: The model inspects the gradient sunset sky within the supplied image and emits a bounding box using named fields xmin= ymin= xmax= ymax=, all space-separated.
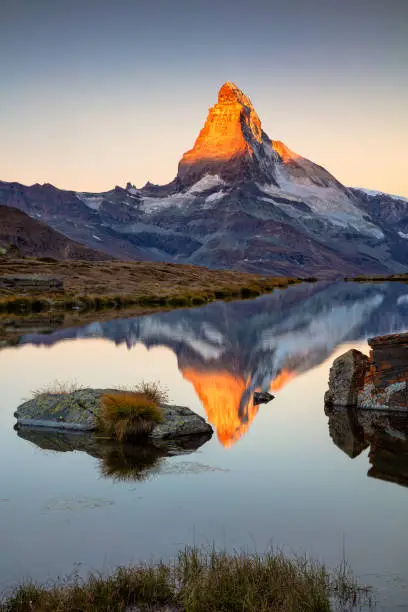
xmin=2 ymin=0 xmax=407 ymax=196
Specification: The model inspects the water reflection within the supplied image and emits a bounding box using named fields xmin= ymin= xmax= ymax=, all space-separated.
xmin=326 ymin=406 xmax=408 ymax=488
xmin=16 ymin=428 xmax=212 ymax=482
xmin=7 ymin=281 xmax=408 ymax=446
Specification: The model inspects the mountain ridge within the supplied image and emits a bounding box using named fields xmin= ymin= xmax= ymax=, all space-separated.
xmin=1 ymin=82 xmax=407 ymax=276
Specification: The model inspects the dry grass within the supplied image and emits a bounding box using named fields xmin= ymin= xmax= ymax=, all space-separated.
xmin=31 ymin=379 xmax=85 ymax=398
xmin=99 ymin=391 xmax=164 ymax=441
xmin=120 ymin=380 xmax=169 ymax=405
xmin=1 ymin=546 xmax=371 ymax=612
xmin=0 ymin=257 xmax=307 ymax=314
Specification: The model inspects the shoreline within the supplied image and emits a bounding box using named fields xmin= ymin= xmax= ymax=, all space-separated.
xmin=0 ymin=257 xmax=315 ymax=315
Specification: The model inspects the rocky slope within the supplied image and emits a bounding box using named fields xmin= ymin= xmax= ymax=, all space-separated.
xmin=1 ymin=82 xmax=407 ymax=275
xmin=0 ymin=205 xmax=111 ymax=260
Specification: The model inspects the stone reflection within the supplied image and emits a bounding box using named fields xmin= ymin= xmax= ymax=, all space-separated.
xmin=326 ymin=405 xmax=408 ymax=488
xmin=16 ymin=428 xmax=212 ymax=483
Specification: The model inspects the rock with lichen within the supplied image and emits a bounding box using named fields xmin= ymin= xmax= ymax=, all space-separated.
xmin=325 ymin=332 xmax=408 ymax=411
xmin=14 ymin=389 xmax=213 ymax=439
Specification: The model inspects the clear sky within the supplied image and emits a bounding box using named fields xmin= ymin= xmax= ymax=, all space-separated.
xmin=1 ymin=0 xmax=407 ymax=196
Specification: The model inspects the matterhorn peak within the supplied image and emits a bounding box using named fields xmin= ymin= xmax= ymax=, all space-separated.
xmin=177 ymin=82 xmax=280 ymax=187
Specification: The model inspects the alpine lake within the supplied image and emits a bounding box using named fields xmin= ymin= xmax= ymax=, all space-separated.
xmin=1 ymin=280 xmax=408 ymax=610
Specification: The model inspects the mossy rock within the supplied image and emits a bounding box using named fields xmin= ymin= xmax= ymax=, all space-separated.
xmin=15 ymin=389 xmax=213 ymax=439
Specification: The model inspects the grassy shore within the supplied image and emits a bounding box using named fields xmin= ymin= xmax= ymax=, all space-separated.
xmin=1 ymin=547 xmax=370 ymax=611
xmin=0 ymin=258 xmax=315 ymax=314
xmin=345 ymin=273 xmax=408 ymax=283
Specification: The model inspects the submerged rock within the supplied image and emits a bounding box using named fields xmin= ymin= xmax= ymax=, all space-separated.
xmin=325 ymin=332 xmax=408 ymax=411
xmin=14 ymin=389 xmax=213 ymax=439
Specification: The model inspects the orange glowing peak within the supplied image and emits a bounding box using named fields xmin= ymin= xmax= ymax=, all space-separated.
xmin=178 ymin=82 xmax=263 ymax=177
xmin=270 ymin=369 xmax=296 ymax=392
xmin=181 ymin=368 xmax=259 ymax=447
xmin=272 ymin=141 xmax=301 ymax=163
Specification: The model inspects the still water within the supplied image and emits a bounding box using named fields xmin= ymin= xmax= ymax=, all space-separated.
xmin=1 ymin=281 xmax=408 ymax=609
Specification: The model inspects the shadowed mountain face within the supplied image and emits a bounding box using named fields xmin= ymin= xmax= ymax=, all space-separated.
xmin=1 ymin=82 xmax=407 ymax=275
xmin=0 ymin=205 xmax=111 ymax=260
xmin=12 ymin=281 xmax=408 ymax=446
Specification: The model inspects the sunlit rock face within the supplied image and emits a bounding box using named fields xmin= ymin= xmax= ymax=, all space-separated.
xmin=178 ymin=82 xmax=281 ymax=186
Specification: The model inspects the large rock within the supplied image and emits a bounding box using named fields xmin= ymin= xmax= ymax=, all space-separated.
xmin=14 ymin=389 xmax=213 ymax=439
xmin=325 ymin=332 xmax=408 ymax=411
xmin=325 ymin=349 xmax=369 ymax=406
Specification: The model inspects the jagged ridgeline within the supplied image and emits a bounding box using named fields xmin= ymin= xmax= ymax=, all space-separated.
xmin=1 ymin=82 xmax=407 ymax=276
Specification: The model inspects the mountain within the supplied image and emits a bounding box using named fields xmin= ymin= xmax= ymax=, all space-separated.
xmin=0 ymin=205 xmax=111 ymax=260
xmin=1 ymin=82 xmax=407 ymax=276
xmin=14 ymin=281 xmax=408 ymax=446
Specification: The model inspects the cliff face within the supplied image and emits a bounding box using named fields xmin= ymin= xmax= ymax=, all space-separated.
xmin=325 ymin=332 xmax=408 ymax=411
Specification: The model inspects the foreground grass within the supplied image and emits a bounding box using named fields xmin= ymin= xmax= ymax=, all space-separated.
xmin=1 ymin=547 xmax=371 ymax=612
xmin=0 ymin=257 xmax=315 ymax=314
xmin=99 ymin=391 xmax=164 ymax=441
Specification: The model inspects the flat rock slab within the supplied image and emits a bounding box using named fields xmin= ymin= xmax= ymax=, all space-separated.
xmin=15 ymin=389 xmax=213 ymax=439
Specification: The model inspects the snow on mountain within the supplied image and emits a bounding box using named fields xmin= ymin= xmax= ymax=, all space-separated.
xmin=355 ymin=187 xmax=408 ymax=203
xmin=76 ymin=194 xmax=104 ymax=210
xmin=1 ymin=81 xmax=407 ymax=276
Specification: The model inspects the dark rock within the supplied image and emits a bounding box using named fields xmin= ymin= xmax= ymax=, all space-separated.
xmin=253 ymin=391 xmax=274 ymax=405
xmin=326 ymin=406 xmax=408 ymax=488
xmin=0 ymin=274 xmax=63 ymax=293
xmin=325 ymin=349 xmax=369 ymax=406
xmin=325 ymin=332 xmax=408 ymax=411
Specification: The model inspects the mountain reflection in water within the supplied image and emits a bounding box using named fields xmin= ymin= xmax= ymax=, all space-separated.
xmin=13 ymin=281 xmax=408 ymax=446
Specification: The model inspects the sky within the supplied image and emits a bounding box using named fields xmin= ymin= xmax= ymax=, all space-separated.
xmin=1 ymin=0 xmax=407 ymax=196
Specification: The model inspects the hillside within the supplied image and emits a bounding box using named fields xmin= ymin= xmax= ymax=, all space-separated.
xmin=0 ymin=205 xmax=111 ymax=260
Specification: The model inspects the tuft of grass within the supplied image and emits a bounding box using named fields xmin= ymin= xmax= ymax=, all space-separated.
xmin=133 ymin=380 xmax=169 ymax=405
xmin=1 ymin=547 xmax=372 ymax=612
xmin=98 ymin=391 xmax=164 ymax=442
xmin=31 ymin=379 xmax=85 ymax=398
xmin=99 ymin=443 xmax=164 ymax=482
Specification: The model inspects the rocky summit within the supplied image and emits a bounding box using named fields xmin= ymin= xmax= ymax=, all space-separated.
xmin=1 ymin=82 xmax=407 ymax=277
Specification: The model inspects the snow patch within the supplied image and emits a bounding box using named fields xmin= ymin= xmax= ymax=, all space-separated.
xmin=92 ymin=234 xmax=102 ymax=241
xmin=205 ymin=191 xmax=225 ymax=203
xmin=397 ymin=294 xmax=408 ymax=306
xmin=260 ymin=167 xmax=385 ymax=239
xmin=356 ymin=187 xmax=408 ymax=203
xmin=398 ymin=231 xmax=408 ymax=239
xmin=76 ymin=194 xmax=104 ymax=211
xmin=188 ymin=174 xmax=225 ymax=194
